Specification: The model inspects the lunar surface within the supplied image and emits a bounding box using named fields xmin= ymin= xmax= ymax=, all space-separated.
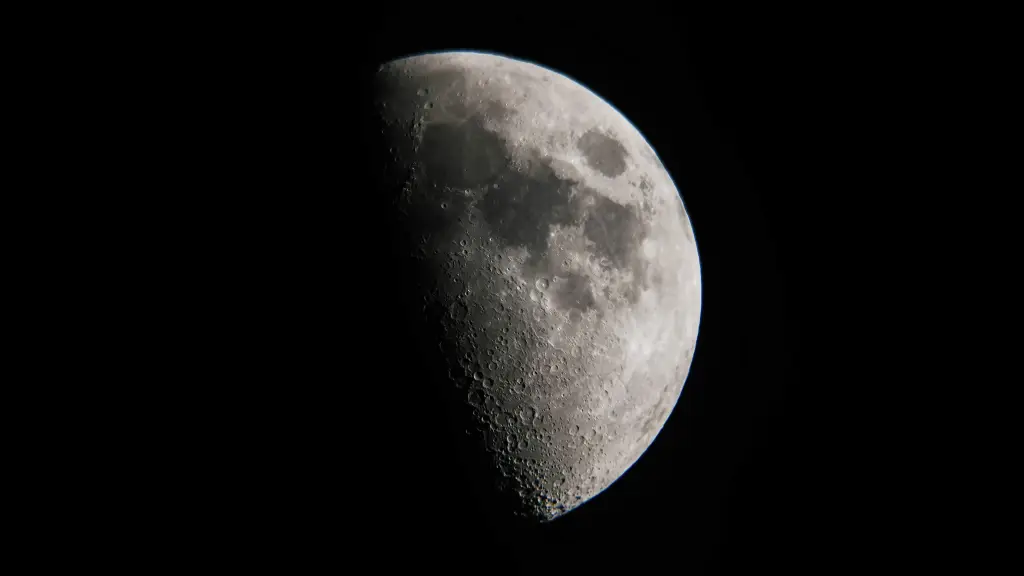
xmin=370 ymin=51 xmax=701 ymax=521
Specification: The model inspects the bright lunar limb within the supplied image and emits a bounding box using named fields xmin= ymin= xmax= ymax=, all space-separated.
xmin=371 ymin=51 xmax=701 ymax=522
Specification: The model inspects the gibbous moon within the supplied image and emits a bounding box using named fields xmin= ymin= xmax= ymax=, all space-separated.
xmin=371 ymin=51 xmax=701 ymax=521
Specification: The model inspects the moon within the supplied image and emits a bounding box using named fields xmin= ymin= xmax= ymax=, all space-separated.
xmin=371 ymin=51 xmax=701 ymax=522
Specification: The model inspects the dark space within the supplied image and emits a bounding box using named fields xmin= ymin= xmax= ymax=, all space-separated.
xmin=129 ymin=9 xmax=951 ymax=575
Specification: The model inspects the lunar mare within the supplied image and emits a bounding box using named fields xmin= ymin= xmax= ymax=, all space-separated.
xmin=372 ymin=52 xmax=701 ymax=521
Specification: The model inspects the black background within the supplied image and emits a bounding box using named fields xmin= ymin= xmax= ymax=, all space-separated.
xmin=107 ymin=8 xmax=953 ymax=574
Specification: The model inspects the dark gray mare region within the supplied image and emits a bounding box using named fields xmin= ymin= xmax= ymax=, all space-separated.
xmin=376 ymin=65 xmax=651 ymax=313
xmin=577 ymin=128 xmax=630 ymax=178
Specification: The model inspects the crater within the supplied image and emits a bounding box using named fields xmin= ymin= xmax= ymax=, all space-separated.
xmin=577 ymin=128 xmax=629 ymax=178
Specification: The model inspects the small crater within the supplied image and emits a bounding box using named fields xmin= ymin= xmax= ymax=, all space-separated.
xmin=520 ymin=405 xmax=537 ymax=423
